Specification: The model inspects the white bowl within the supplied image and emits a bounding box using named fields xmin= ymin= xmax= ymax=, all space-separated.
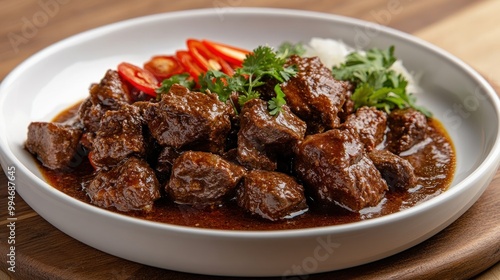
xmin=1 ymin=8 xmax=499 ymax=277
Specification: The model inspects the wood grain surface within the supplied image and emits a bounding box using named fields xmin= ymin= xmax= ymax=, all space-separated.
xmin=1 ymin=0 xmax=499 ymax=279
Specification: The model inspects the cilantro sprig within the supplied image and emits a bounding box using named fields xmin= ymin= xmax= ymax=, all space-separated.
xmin=200 ymin=45 xmax=297 ymax=115
xmin=332 ymin=46 xmax=431 ymax=117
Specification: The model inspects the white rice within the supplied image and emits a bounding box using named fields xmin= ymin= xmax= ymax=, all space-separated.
xmin=303 ymin=38 xmax=355 ymax=69
xmin=303 ymin=37 xmax=420 ymax=94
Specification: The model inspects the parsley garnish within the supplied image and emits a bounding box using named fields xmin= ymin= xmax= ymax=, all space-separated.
xmin=332 ymin=46 xmax=431 ymax=117
xmin=199 ymin=70 xmax=234 ymax=102
xmin=155 ymin=73 xmax=195 ymax=100
xmin=201 ymin=45 xmax=297 ymax=115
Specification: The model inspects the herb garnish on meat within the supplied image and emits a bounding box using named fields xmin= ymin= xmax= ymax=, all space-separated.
xmin=331 ymin=46 xmax=431 ymax=117
xmin=200 ymin=45 xmax=297 ymax=115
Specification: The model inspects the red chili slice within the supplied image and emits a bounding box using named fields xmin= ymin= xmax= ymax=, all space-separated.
xmin=202 ymin=39 xmax=251 ymax=67
xmin=176 ymin=50 xmax=205 ymax=82
xmin=144 ymin=55 xmax=185 ymax=81
xmin=187 ymin=39 xmax=234 ymax=76
xmin=117 ymin=62 xmax=158 ymax=97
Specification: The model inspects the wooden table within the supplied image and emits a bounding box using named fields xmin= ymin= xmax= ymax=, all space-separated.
xmin=1 ymin=0 xmax=499 ymax=279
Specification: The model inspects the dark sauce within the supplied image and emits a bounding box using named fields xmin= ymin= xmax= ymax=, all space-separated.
xmin=39 ymin=101 xmax=456 ymax=231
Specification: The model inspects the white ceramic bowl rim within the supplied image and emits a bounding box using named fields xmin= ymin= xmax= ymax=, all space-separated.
xmin=1 ymin=7 xmax=499 ymax=239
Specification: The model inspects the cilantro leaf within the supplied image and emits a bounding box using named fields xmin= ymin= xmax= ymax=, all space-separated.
xmin=332 ymin=46 xmax=431 ymax=117
xmin=155 ymin=73 xmax=195 ymax=100
xmin=268 ymin=84 xmax=287 ymax=115
xmin=240 ymin=46 xmax=293 ymax=83
xmin=199 ymin=70 xmax=233 ymax=102
xmin=238 ymin=90 xmax=260 ymax=107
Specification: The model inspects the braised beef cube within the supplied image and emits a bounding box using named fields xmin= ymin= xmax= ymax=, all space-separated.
xmin=77 ymin=98 xmax=103 ymax=133
xmin=26 ymin=122 xmax=82 ymax=170
xmin=343 ymin=106 xmax=387 ymax=151
xmin=85 ymin=157 xmax=160 ymax=212
xmin=281 ymin=55 xmax=348 ymax=134
xmin=239 ymin=99 xmax=306 ymax=147
xmin=338 ymin=81 xmax=356 ymax=122
xmin=167 ymin=151 xmax=246 ymax=207
xmin=368 ymin=149 xmax=417 ymax=190
xmin=237 ymin=136 xmax=275 ymax=171
xmin=78 ymin=70 xmax=130 ymax=134
xmin=89 ymin=69 xmax=130 ymax=106
xmin=89 ymin=104 xmax=145 ymax=169
xmin=155 ymin=146 xmax=180 ymax=180
xmin=78 ymin=97 xmax=127 ymax=134
xmin=168 ymin=82 xmax=191 ymax=95
xmin=386 ymin=108 xmax=428 ymax=154
xmin=294 ymin=129 xmax=388 ymax=212
xmin=144 ymin=84 xmax=232 ymax=154
xmin=131 ymin=100 xmax=154 ymax=115
xmin=237 ymin=99 xmax=306 ymax=171
xmin=237 ymin=170 xmax=308 ymax=221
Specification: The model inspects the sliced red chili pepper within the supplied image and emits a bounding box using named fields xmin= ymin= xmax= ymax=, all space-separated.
xmin=187 ymin=39 xmax=234 ymax=76
xmin=218 ymin=58 xmax=235 ymax=76
xmin=176 ymin=50 xmax=204 ymax=82
xmin=144 ymin=55 xmax=184 ymax=81
xmin=202 ymin=39 xmax=251 ymax=67
xmin=117 ymin=62 xmax=158 ymax=97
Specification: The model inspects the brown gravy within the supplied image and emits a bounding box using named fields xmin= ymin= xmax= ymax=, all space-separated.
xmin=38 ymin=101 xmax=456 ymax=231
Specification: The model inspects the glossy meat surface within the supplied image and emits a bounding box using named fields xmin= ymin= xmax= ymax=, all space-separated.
xmin=368 ymin=149 xmax=417 ymax=190
xmin=89 ymin=104 xmax=145 ymax=170
xmin=237 ymin=99 xmax=306 ymax=170
xmin=167 ymin=151 xmax=246 ymax=207
xmin=78 ymin=70 xmax=130 ymax=133
xmin=89 ymin=69 xmax=130 ymax=106
xmin=294 ymin=128 xmax=388 ymax=211
xmin=26 ymin=122 xmax=82 ymax=170
xmin=386 ymin=108 xmax=428 ymax=154
xmin=281 ymin=55 xmax=348 ymax=133
xmin=343 ymin=106 xmax=387 ymax=151
xmin=237 ymin=170 xmax=308 ymax=221
xmin=144 ymin=84 xmax=232 ymax=154
xmin=85 ymin=157 xmax=161 ymax=212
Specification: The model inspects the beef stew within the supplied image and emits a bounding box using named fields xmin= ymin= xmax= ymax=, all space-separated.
xmin=25 ymin=48 xmax=455 ymax=230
